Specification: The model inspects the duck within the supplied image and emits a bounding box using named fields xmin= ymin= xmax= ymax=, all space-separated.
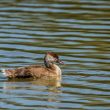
xmin=2 ymin=52 xmax=64 ymax=79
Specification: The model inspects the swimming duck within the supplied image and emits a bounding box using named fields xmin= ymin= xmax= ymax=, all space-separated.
xmin=2 ymin=52 xmax=63 ymax=79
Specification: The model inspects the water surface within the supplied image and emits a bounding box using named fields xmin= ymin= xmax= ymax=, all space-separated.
xmin=0 ymin=0 xmax=110 ymax=109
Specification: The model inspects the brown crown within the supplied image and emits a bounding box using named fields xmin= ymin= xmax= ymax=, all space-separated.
xmin=47 ymin=52 xmax=59 ymax=59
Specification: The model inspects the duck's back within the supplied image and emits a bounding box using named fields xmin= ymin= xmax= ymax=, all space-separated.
xmin=2 ymin=65 xmax=56 ymax=79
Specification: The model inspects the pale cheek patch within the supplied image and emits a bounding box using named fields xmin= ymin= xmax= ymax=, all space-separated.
xmin=47 ymin=56 xmax=55 ymax=62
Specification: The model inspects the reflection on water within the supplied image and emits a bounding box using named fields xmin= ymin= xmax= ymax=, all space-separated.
xmin=2 ymin=81 xmax=61 ymax=110
xmin=0 ymin=0 xmax=110 ymax=109
xmin=3 ymin=77 xmax=61 ymax=89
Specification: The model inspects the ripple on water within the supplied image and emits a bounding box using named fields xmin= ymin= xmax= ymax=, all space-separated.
xmin=0 ymin=0 xmax=110 ymax=109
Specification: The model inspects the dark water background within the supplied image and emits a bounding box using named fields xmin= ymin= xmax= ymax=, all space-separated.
xmin=0 ymin=0 xmax=110 ymax=109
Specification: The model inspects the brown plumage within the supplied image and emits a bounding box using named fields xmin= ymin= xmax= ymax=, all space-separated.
xmin=2 ymin=52 xmax=64 ymax=79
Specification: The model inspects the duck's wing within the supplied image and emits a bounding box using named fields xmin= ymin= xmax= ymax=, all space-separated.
xmin=2 ymin=65 xmax=43 ymax=79
xmin=2 ymin=67 xmax=31 ymax=79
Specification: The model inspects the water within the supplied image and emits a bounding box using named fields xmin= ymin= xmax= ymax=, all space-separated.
xmin=0 ymin=0 xmax=110 ymax=109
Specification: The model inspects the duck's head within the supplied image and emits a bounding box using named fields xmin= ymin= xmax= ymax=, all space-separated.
xmin=44 ymin=52 xmax=64 ymax=67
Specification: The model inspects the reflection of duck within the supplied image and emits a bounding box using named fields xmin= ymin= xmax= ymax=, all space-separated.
xmin=2 ymin=52 xmax=64 ymax=80
xmin=3 ymin=77 xmax=61 ymax=90
xmin=32 ymin=77 xmax=61 ymax=87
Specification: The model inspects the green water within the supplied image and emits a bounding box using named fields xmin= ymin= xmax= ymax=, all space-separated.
xmin=0 ymin=0 xmax=110 ymax=110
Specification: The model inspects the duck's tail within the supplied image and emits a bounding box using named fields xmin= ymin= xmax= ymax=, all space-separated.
xmin=2 ymin=69 xmax=15 ymax=78
xmin=2 ymin=69 xmax=7 ymax=76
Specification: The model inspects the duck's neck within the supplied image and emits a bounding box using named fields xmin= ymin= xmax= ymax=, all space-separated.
xmin=44 ymin=56 xmax=62 ymax=76
xmin=44 ymin=58 xmax=51 ymax=68
xmin=52 ymin=64 xmax=62 ymax=76
xmin=44 ymin=55 xmax=53 ymax=68
xmin=44 ymin=59 xmax=61 ymax=76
